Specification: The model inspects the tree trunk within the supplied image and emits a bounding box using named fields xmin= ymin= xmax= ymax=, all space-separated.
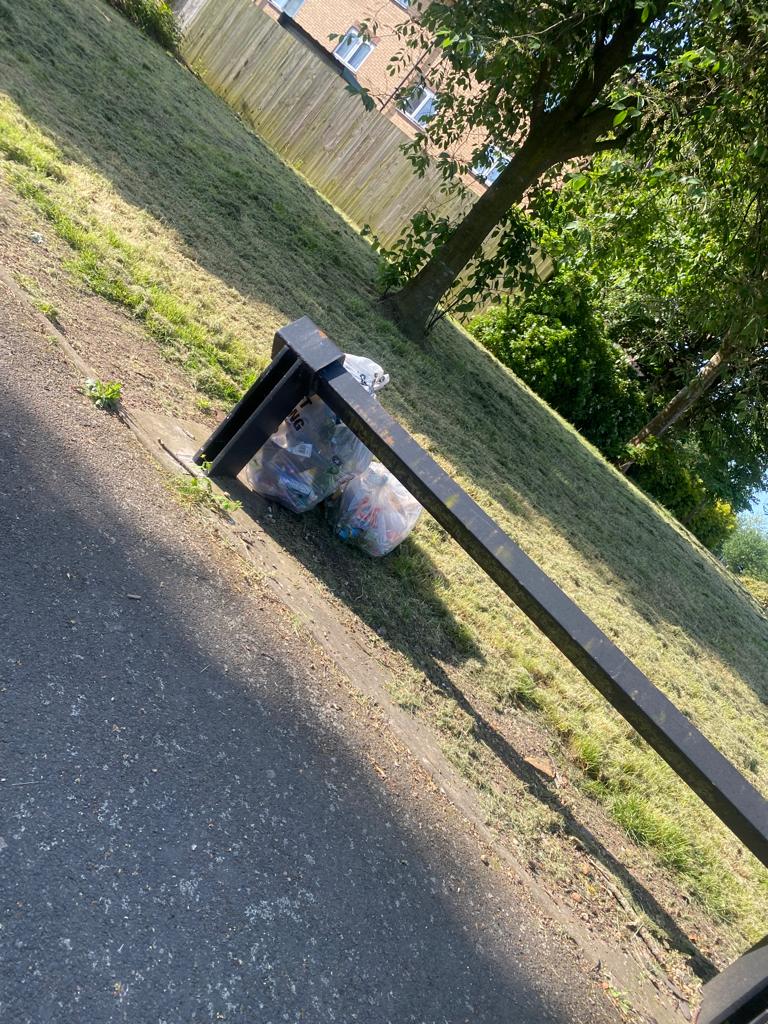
xmin=620 ymin=337 xmax=737 ymax=471
xmin=386 ymin=131 xmax=556 ymax=337
xmin=629 ymin=345 xmax=733 ymax=445
xmin=383 ymin=4 xmax=653 ymax=339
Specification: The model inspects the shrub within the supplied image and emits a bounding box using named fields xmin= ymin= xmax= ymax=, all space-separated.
xmin=107 ymin=0 xmax=180 ymax=53
xmin=470 ymin=275 xmax=740 ymax=550
xmin=470 ymin=274 xmax=647 ymax=460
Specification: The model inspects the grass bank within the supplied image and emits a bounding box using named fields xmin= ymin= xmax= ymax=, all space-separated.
xmin=1 ymin=0 xmax=766 ymax=957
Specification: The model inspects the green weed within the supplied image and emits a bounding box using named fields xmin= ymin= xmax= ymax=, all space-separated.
xmin=606 ymin=985 xmax=634 ymax=1017
xmin=34 ymin=299 xmax=59 ymax=323
xmin=610 ymin=793 xmax=741 ymax=920
xmin=172 ymin=466 xmax=242 ymax=518
xmin=387 ymin=672 xmax=426 ymax=713
xmin=4 ymin=154 xmax=264 ymax=404
xmin=14 ymin=273 xmax=60 ymax=323
xmin=84 ymin=377 xmax=122 ymax=410
xmin=487 ymin=667 xmax=541 ymax=711
xmin=570 ymin=734 xmax=607 ymax=781
xmin=0 ymin=117 xmax=64 ymax=179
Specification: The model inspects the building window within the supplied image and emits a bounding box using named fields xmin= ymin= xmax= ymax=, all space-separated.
xmin=401 ymin=86 xmax=437 ymax=126
xmin=472 ymin=147 xmax=509 ymax=186
xmin=269 ymin=0 xmax=305 ymax=15
xmin=392 ymin=0 xmax=410 ymax=7
xmin=334 ymin=28 xmax=374 ymax=71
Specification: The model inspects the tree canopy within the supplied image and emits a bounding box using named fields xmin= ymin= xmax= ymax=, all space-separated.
xmin=358 ymin=0 xmax=768 ymax=337
xmin=521 ymin=3 xmax=768 ymax=524
xmin=354 ymin=0 xmax=768 ymax=539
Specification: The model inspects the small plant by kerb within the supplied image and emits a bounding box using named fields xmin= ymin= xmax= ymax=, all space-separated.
xmin=84 ymin=377 xmax=123 ymax=411
xmin=173 ymin=461 xmax=242 ymax=519
xmin=35 ymin=299 xmax=60 ymax=324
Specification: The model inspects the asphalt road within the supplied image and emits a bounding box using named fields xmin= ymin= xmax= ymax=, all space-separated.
xmin=0 ymin=287 xmax=617 ymax=1023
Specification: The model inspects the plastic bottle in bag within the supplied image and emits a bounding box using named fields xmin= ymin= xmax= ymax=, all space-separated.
xmin=246 ymin=354 xmax=389 ymax=513
xmin=331 ymin=461 xmax=422 ymax=557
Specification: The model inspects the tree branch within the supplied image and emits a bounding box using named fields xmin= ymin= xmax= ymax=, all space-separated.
xmin=530 ymin=58 xmax=552 ymax=125
xmin=580 ymin=103 xmax=622 ymax=136
xmin=589 ymin=135 xmax=630 ymax=154
xmin=561 ymin=104 xmax=634 ymax=158
xmin=564 ymin=3 xmax=667 ymax=119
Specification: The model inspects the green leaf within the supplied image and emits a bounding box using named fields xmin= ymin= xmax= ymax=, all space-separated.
xmin=613 ymin=108 xmax=630 ymax=126
xmin=345 ymin=83 xmax=375 ymax=112
xmin=568 ymin=172 xmax=590 ymax=191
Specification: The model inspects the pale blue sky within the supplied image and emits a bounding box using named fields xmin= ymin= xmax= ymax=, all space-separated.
xmin=749 ymin=490 xmax=768 ymax=523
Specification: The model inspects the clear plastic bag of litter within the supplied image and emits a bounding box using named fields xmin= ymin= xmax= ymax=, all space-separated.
xmin=245 ymin=355 xmax=389 ymax=513
xmin=329 ymin=461 xmax=422 ymax=557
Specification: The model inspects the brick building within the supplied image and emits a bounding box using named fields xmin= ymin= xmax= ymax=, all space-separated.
xmin=258 ymin=0 xmax=492 ymax=195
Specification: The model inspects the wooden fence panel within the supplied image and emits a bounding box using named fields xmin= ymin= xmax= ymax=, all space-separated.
xmin=179 ymin=0 xmax=463 ymax=246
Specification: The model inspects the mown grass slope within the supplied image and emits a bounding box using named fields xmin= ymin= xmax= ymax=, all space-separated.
xmin=1 ymin=0 xmax=766 ymax=953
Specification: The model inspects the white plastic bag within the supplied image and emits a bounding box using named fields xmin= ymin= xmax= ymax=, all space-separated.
xmin=342 ymin=354 xmax=389 ymax=394
xmin=246 ymin=354 xmax=388 ymax=513
xmin=330 ymin=461 xmax=422 ymax=557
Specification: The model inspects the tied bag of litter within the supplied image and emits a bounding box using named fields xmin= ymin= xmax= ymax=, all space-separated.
xmin=246 ymin=355 xmax=389 ymax=513
xmin=330 ymin=461 xmax=422 ymax=557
